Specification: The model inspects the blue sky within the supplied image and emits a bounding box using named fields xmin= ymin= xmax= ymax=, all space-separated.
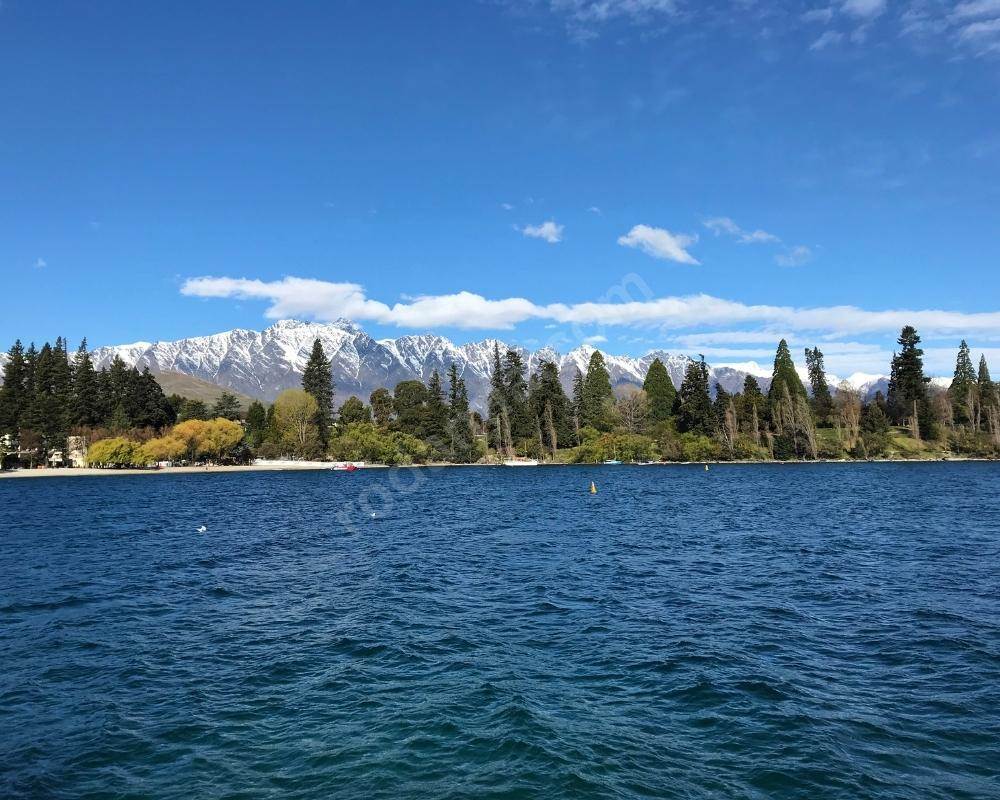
xmin=2 ymin=0 xmax=999 ymax=375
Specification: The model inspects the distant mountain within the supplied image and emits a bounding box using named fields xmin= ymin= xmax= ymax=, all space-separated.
xmin=2 ymin=321 xmax=949 ymax=409
xmin=83 ymin=319 xmax=724 ymax=408
xmin=153 ymin=372 xmax=258 ymax=411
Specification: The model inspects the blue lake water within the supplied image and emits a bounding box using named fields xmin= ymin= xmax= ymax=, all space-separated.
xmin=1 ymin=463 xmax=999 ymax=799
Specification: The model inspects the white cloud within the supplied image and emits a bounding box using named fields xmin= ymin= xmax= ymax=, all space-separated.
xmin=550 ymin=0 xmax=678 ymax=23
xmin=617 ymin=224 xmax=699 ymax=264
xmin=703 ymin=217 xmax=780 ymax=245
xmin=950 ymin=0 xmax=1000 ymax=19
xmin=181 ymin=276 xmax=1000 ymax=341
xmin=583 ymin=334 xmax=608 ymax=344
xmin=588 ymin=206 xmax=602 ymax=214
xmin=841 ymin=0 xmax=886 ymax=18
xmin=958 ymin=17 xmax=1000 ymax=39
xmin=775 ymin=245 xmax=813 ymax=267
xmin=810 ymin=29 xmax=845 ymax=49
xmin=501 ymin=202 xmax=514 ymax=210
xmin=34 ymin=258 xmax=46 ymax=269
xmin=802 ymin=7 xmax=835 ymax=23
xmin=520 ymin=220 xmax=564 ymax=243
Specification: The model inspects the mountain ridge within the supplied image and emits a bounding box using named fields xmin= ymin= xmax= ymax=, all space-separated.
xmin=1 ymin=320 xmax=912 ymax=408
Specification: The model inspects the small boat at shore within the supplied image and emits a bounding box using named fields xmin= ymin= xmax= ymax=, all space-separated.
xmin=503 ymin=458 xmax=539 ymax=466
xmin=603 ymin=459 xmax=622 ymax=465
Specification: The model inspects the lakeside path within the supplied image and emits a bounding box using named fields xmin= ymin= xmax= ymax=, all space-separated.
xmin=1 ymin=457 xmax=995 ymax=479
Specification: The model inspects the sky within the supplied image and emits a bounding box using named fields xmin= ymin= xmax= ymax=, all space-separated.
xmin=2 ymin=0 xmax=999 ymax=377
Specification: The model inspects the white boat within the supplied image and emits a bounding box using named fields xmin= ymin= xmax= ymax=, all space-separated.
xmin=503 ymin=458 xmax=539 ymax=466
xmin=603 ymin=459 xmax=622 ymax=465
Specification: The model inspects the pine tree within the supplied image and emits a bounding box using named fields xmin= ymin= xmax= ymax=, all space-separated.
xmin=393 ymin=380 xmax=430 ymax=439
xmin=712 ymin=383 xmax=731 ymax=432
xmin=581 ymin=350 xmax=614 ymax=431
xmin=676 ymin=357 xmax=713 ymax=435
xmin=29 ymin=343 xmax=70 ymax=453
xmin=245 ymin=400 xmax=268 ymax=447
xmin=369 ymin=387 xmax=394 ymax=428
xmin=887 ymin=326 xmax=935 ymax=440
xmin=71 ymin=338 xmax=102 ymax=427
xmin=737 ymin=374 xmax=764 ymax=446
xmin=978 ymin=355 xmax=997 ymax=434
xmin=487 ymin=343 xmax=508 ymax=453
xmin=643 ymin=358 xmax=676 ymax=423
xmin=212 ymin=392 xmax=242 ymax=421
xmin=949 ymin=340 xmax=977 ymax=427
xmin=177 ymin=398 xmax=210 ymax=422
xmin=0 ymin=341 xmax=28 ymax=437
xmin=301 ymin=338 xmax=334 ymax=447
xmin=804 ymin=347 xmax=833 ymax=424
xmin=571 ymin=368 xmax=585 ymax=444
xmin=528 ymin=360 xmax=572 ymax=453
xmin=447 ymin=363 xmax=475 ymax=462
xmin=501 ymin=349 xmax=531 ymax=440
xmin=425 ymin=370 xmax=449 ymax=452
xmin=337 ymin=396 xmax=371 ymax=427
xmin=132 ymin=368 xmax=175 ymax=429
xmin=768 ymin=339 xmax=806 ymax=403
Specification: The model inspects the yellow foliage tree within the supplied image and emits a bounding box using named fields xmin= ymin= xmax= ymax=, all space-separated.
xmin=273 ymin=389 xmax=320 ymax=457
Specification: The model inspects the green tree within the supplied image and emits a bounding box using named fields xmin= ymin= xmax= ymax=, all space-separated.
xmin=571 ymin=368 xmax=585 ymax=444
xmin=132 ymin=368 xmax=175 ymax=429
xmin=581 ymin=350 xmax=615 ymax=431
xmin=501 ymin=349 xmax=531 ymax=440
xmin=425 ymin=370 xmax=449 ymax=452
xmin=70 ymin=338 xmax=103 ymax=427
xmin=887 ymin=326 xmax=936 ymax=440
xmin=301 ymin=338 xmax=335 ymax=447
xmin=642 ymin=358 xmax=676 ymax=423
xmin=486 ymin=343 xmax=508 ymax=453
xmin=369 ymin=387 xmax=394 ymax=428
xmin=737 ymin=374 xmax=765 ymax=446
xmin=447 ymin=363 xmax=476 ymax=462
xmin=528 ymin=360 xmax=573 ymax=455
xmin=177 ymin=398 xmax=210 ymax=422
xmin=676 ymin=358 xmax=713 ymax=435
xmin=338 ymin=396 xmax=372 ymax=428
xmin=212 ymin=391 xmax=242 ymax=421
xmin=393 ymin=380 xmax=429 ymax=439
xmin=805 ymin=347 xmax=833 ymax=424
xmin=768 ymin=339 xmax=806 ymax=404
xmin=949 ymin=340 xmax=977 ymax=426
xmin=859 ymin=401 xmax=891 ymax=457
xmin=245 ymin=400 xmax=267 ymax=447
xmin=0 ymin=340 xmax=28 ymax=437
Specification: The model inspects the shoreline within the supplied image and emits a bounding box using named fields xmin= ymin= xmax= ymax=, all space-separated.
xmin=0 ymin=456 xmax=995 ymax=479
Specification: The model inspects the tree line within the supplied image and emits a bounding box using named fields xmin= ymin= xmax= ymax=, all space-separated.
xmin=2 ymin=326 xmax=999 ymax=468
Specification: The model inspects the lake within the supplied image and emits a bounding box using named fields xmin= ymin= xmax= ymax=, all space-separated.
xmin=1 ymin=463 xmax=998 ymax=799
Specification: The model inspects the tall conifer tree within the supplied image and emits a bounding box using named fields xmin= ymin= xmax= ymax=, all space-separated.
xmin=643 ymin=358 xmax=676 ymax=423
xmin=676 ymin=357 xmax=713 ymax=435
xmin=301 ymin=339 xmax=334 ymax=447
xmin=581 ymin=350 xmax=614 ymax=431
xmin=805 ymin=347 xmax=833 ymax=424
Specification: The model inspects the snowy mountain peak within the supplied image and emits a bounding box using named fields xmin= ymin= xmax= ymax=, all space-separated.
xmin=26 ymin=318 xmax=918 ymax=409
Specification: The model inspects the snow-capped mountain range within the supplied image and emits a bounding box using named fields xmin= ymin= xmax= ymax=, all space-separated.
xmin=1 ymin=319 xmax=946 ymax=408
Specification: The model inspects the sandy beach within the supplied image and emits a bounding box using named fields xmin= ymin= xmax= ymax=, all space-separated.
xmin=0 ymin=461 xmax=378 ymax=479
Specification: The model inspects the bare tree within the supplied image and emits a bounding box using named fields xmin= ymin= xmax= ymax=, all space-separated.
xmin=615 ymin=389 xmax=649 ymax=434
xmin=835 ymin=381 xmax=861 ymax=451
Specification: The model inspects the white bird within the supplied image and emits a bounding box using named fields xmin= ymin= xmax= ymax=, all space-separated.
xmin=197 ymin=525 xmax=207 ymax=533
xmin=370 ymin=513 xmax=376 ymax=518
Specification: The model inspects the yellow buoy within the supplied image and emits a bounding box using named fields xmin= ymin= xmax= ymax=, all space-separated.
xmin=590 ymin=481 xmax=597 ymax=494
